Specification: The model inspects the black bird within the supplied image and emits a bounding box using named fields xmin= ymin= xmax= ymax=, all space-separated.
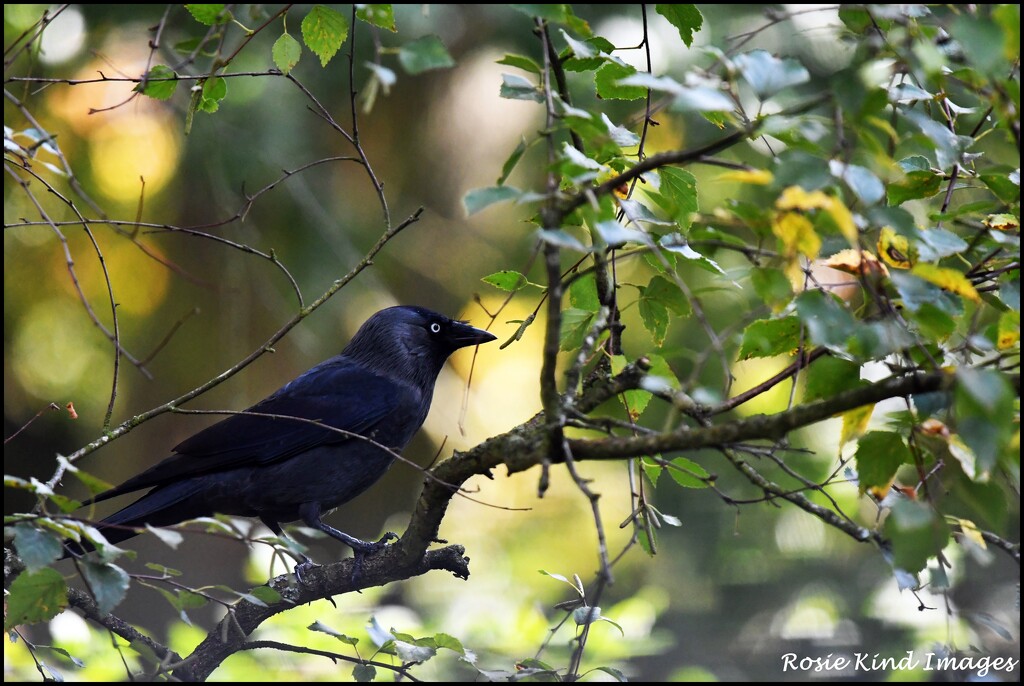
xmin=66 ymin=306 xmax=496 ymax=578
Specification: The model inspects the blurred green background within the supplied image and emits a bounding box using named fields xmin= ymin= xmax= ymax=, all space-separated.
xmin=4 ymin=4 xmax=1019 ymax=681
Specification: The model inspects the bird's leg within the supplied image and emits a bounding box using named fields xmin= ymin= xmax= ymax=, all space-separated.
xmin=260 ymin=516 xmax=319 ymax=584
xmin=297 ymin=502 xmax=397 ymax=584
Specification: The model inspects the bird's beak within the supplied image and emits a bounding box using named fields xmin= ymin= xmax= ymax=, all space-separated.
xmin=449 ymin=321 xmax=498 ymax=348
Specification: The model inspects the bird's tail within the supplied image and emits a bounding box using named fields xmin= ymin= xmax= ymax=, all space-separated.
xmin=62 ymin=480 xmax=210 ymax=559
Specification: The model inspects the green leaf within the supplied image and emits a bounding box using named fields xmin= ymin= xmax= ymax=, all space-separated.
xmin=656 ymin=168 xmax=699 ymax=228
xmin=655 ymin=4 xmax=703 ymax=46
xmin=806 ymin=358 xmax=864 ymax=401
xmin=463 ymin=185 xmax=521 ymax=215
xmin=855 ymin=431 xmax=911 ymax=493
xmin=433 ymin=632 xmax=466 ymax=655
xmin=356 ymin=4 xmax=396 ymax=32
xmin=398 ymin=35 xmax=455 ymax=74
xmin=955 ymin=368 xmax=1016 ymax=479
xmin=248 ymin=586 xmax=283 ymax=605
xmin=81 ymin=561 xmax=130 ymax=615
xmin=829 ymin=160 xmax=884 ymax=205
xmin=595 ymin=62 xmax=646 ymax=101
xmin=309 ymin=620 xmax=360 ymax=644
xmin=569 ymin=272 xmax=600 ymax=311
xmin=669 ymin=457 xmax=710 ymax=488
xmin=733 ymin=49 xmax=810 ymax=99
xmin=12 ymin=523 xmax=64 ymax=573
xmin=393 ymin=640 xmax=436 ymax=663
xmin=185 ymin=4 xmax=227 ymax=26
xmin=658 ymin=233 xmax=724 ymax=275
xmin=499 ymin=73 xmax=542 ymax=101
xmin=884 ymin=499 xmax=949 ymax=574
xmin=498 ymin=136 xmax=528 ymax=185
xmin=482 ymin=270 xmax=533 ymax=292
xmin=559 ymin=308 xmax=595 ymax=351
xmin=4 ymin=568 xmax=68 ymax=632
xmin=887 ymin=170 xmax=943 ymax=205
xmin=197 ymin=76 xmax=227 ymax=113
xmin=794 ymin=290 xmax=856 ymax=351
xmin=302 ymin=5 xmax=349 ymax=68
xmin=133 ymin=65 xmax=178 ymax=100
xmin=738 ymin=316 xmax=801 ymax=359
xmin=497 ymin=53 xmax=541 ymax=74
xmin=272 ymin=32 xmax=302 ymax=75
xmin=353 ymin=664 xmax=376 ymax=682
xmin=750 ymin=267 xmax=793 ymax=311
xmin=638 ymin=297 xmax=669 ymax=347
xmin=559 ymin=29 xmax=595 ymax=59
xmin=979 ymin=172 xmax=1021 ymax=204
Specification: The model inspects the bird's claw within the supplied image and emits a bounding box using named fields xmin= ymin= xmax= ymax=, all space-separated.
xmin=293 ymin=558 xmax=321 ymax=585
xmin=349 ymin=532 xmax=397 ymax=585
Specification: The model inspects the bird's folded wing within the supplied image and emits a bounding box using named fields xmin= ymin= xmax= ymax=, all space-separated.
xmin=88 ymin=360 xmax=412 ymax=503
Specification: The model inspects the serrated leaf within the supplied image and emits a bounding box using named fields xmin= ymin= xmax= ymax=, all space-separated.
xmin=12 ymin=524 xmax=65 ymax=573
xmin=559 ymin=308 xmax=596 ymax=351
xmin=888 ymin=170 xmax=943 ymax=204
xmin=569 ymin=272 xmax=600 ymax=311
xmin=144 ymin=524 xmax=184 ymax=549
xmin=855 ymin=431 xmax=911 ymax=493
xmin=498 ymin=136 xmax=528 ymax=185
xmin=272 ymin=32 xmax=302 ymax=75
xmin=595 ymin=62 xmax=646 ymax=100
xmin=309 ymin=620 xmax=360 ymax=644
xmin=794 ymin=290 xmax=856 ymax=350
xmin=463 ymin=185 xmax=521 ymax=215
xmin=805 ymin=357 xmax=865 ymax=402
xmin=197 ymin=76 xmax=227 ymax=114
xmin=734 ymin=49 xmax=809 ymax=99
xmin=738 ymin=317 xmax=801 ymax=359
xmin=133 ymin=65 xmax=178 ymax=100
xmin=353 ymin=664 xmax=376 ymax=682
xmin=433 ymin=632 xmax=465 ymax=655
xmin=393 ymin=640 xmax=436 ymax=663
xmin=911 ymin=264 xmax=980 ymax=302
xmin=840 ymin=405 xmax=874 ymax=446
xmin=4 ymin=568 xmax=68 ymax=632
xmin=884 ymin=499 xmax=949 ymax=574
xmin=829 ymin=160 xmax=884 ymax=205
xmin=656 ymin=4 xmax=703 ymax=46
xmin=80 ymin=561 xmax=130 ymax=615
xmin=499 ymin=73 xmax=541 ymax=101
xmin=482 ymin=270 xmax=533 ymax=292
xmin=656 ymin=168 xmax=699 ymax=228
xmin=302 ymin=5 xmax=349 ymax=68
xmin=497 ymin=53 xmax=541 ymax=74
xmin=398 ymin=35 xmax=454 ymax=74
xmin=356 ymin=4 xmax=396 ymax=32
xmin=185 ymin=4 xmax=227 ymax=26
xmin=669 ymin=457 xmax=709 ymax=488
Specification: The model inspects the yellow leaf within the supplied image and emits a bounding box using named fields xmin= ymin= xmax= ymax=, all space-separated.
xmin=997 ymin=310 xmax=1020 ymax=350
xmin=840 ymin=405 xmax=874 ymax=446
xmin=717 ymin=169 xmax=773 ymax=185
xmin=911 ymin=263 xmax=981 ymax=302
xmin=877 ymin=226 xmax=915 ymax=269
xmin=983 ymin=213 xmax=1019 ymax=231
xmin=948 ymin=516 xmax=987 ymax=549
xmin=823 ymin=249 xmax=889 ymax=278
xmin=776 ymin=185 xmax=830 ymax=211
xmin=822 ymin=196 xmax=858 ymax=245
xmin=772 ymin=211 xmax=821 ymax=260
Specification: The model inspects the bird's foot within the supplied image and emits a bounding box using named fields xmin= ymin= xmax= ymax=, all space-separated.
xmin=349 ymin=532 xmax=398 ymax=585
xmin=293 ymin=556 xmax=322 ymax=585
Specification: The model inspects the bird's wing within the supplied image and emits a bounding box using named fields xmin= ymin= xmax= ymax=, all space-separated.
xmin=89 ymin=358 xmax=415 ymax=503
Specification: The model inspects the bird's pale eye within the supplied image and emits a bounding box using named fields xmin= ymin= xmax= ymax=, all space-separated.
xmin=429 ymin=322 xmax=442 ymax=334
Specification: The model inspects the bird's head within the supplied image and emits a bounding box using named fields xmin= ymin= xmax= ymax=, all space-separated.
xmin=343 ymin=306 xmax=497 ymax=386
